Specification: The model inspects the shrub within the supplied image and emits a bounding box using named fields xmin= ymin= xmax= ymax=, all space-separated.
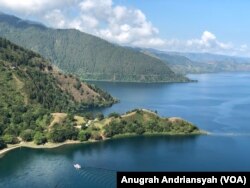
xmin=91 ymin=132 xmax=102 ymax=140
xmin=96 ymin=113 xmax=104 ymax=121
xmin=2 ymin=134 xmax=19 ymax=144
xmin=108 ymin=112 xmax=120 ymax=118
xmin=20 ymin=129 xmax=34 ymax=142
xmin=0 ymin=138 xmax=7 ymax=150
xmin=78 ymin=130 xmax=91 ymax=142
xmin=48 ymin=129 xmax=66 ymax=143
xmin=34 ymin=132 xmax=47 ymax=145
xmin=84 ymin=112 xmax=94 ymax=120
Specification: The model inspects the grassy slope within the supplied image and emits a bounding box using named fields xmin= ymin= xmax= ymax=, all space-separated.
xmin=90 ymin=109 xmax=201 ymax=138
xmin=0 ymin=13 xmax=189 ymax=82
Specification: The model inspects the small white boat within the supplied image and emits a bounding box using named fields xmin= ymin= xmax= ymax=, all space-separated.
xmin=74 ymin=164 xmax=81 ymax=169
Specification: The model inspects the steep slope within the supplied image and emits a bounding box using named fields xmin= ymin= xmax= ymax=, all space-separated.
xmin=0 ymin=13 xmax=188 ymax=82
xmin=0 ymin=37 xmax=117 ymax=144
xmin=0 ymin=37 xmax=116 ymax=119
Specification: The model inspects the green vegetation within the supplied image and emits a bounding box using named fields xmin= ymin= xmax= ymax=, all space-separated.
xmin=103 ymin=109 xmax=200 ymax=138
xmin=0 ymin=107 xmax=202 ymax=150
xmin=108 ymin=112 xmax=120 ymax=118
xmin=0 ymin=138 xmax=6 ymax=149
xmin=96 ymin=113 xmax=104 ymax=121
xmin=0 ymin=13 xmax=189 ymax=83
xmin=0 ymin=37 xmax=116 ymax=148
xmin=78 ymin=130 xmax=91 ymax=142
xmin=0 ymin=37 xmax=202 ymax=152
xmin=2 ymin=134 xmax=19 ymax=144
xmin=47 ymin=109 xmax=201 ymax=145
xmin=20 ymin=129 xmax=34 ymax=142
xmin=33 ymin=132 xmax=47 ymax=145
xmin=48 ymin=120 xmax=78 ymax=143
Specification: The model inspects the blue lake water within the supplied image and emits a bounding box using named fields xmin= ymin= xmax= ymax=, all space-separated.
xmin=1 ymin=73 xmax=250 ymax=188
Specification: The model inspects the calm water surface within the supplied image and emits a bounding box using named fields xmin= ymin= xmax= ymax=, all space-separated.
xmin=1 ymin=73 xmax=250 ymax=188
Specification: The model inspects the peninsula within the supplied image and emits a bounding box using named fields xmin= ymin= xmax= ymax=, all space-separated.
xmin=0 ymin=109 xmax=203 ymax=156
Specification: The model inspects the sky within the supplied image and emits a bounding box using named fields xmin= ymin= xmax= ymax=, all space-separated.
xmin=0 ymin=0 xmax=249 ymax=56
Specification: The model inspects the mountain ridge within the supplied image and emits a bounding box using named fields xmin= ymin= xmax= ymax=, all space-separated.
xmin=0 ymin=13 xmax=188 ymax=83
xmin=137 ymin=48 xmax=250 ymax=74
xmin=0 ymin=37 xmax=116 ymax=112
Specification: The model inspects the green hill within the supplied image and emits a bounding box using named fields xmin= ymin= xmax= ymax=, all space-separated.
xmin=0 ymin=13 xmax=188 ymax=83
xmin=102 ymin=109 xmax=201 ymax=138
xmin=0 ymin=37 xmax=116 ymax=144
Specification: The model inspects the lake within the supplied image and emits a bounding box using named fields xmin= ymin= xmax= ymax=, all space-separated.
xmin=1 ymin=73 xmax=250 ymax=188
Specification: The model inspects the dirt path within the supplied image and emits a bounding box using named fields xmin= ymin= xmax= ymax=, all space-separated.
xmin=48 ymin=113 xmax=68 ymax=130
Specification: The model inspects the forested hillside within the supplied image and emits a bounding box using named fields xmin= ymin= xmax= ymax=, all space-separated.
xmin=0 ymin=37 xmax=116 ymax=146
xmin=0 ymin=13 xmax=189 ymax=82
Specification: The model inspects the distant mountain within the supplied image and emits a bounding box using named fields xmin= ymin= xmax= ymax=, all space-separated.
xmin=0 ymin=13 xmax=188 ymax=83
xmin=169 ymin=52 xmax=250 ymax=64
xmin=140 ymin=49 xmax=250 ymax=74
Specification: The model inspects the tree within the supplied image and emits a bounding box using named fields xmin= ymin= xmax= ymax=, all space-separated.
xmin=20 ymin=129 xmax=34 ymax=142
xmin=74 ymin=80 xmax=81 ymax=90
xmin=48 ymin=129 xmax=66 ymax=143
xmin=108 ymin=112 xmax=120 ymax=118
xmin=96 ymin=113 xmax=104 ymax=121
xmin=0 ymin=138 xmax=6 ymax=150
xmin=2 ymin=134 xmax=19 ymax=144
xmin=104 ymin=121 xmax=124 ymax=137
xmin=90 ymin=132 xmax=102 ymax=140
xmin=78 ymin=130 xmax=91 ymax=142
xmin=85 ymin=112 xmax=94 ymax=120
xmin=67 ymin=113 xmax=75 ymax=122
xmin=63 ymin=127 xmax=78 ymax=140
xmin=135 ymin=126 xmax=145 ymax=135
xmin=34 ymin=132 xmax=47 ymax=145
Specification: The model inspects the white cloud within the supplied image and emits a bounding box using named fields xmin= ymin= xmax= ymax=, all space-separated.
xmin=185 ymin=31 xmax=233 ymax=51
xmin=0 ymin=0 xmax=249 ymax=56
xmin=6 ymin=0 xmax=162 ymax=48
xmin=74 ymin=0 xmax=164 ymax=48
xmin=44 ymin=9 xmax=66 ymax=28
xmin=0 ymin=0 xmax=74 ymax=14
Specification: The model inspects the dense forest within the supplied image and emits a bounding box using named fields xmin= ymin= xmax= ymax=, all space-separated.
xmin=0 ymin=13 xmax=189 ymax=83
xmin=0 ymin=37 xmax=116 ymax=148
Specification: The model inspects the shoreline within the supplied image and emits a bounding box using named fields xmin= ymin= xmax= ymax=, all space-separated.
xmin=0 ymin=131 xmax=207 ymax=157
xmin=0 ymin=140 xmax=82 ymax=157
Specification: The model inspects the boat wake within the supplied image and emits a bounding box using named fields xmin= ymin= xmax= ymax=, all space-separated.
xmin=210 ymin=132 xmax=250 ymax=137
xmin=75 ymin=165 xmax=116 ymax=188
